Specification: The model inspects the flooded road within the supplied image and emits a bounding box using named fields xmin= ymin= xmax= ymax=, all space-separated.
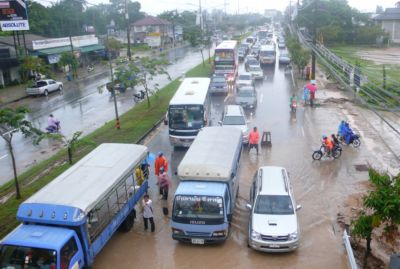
xmin=0 ymin=45 xmax=212 ymax=185
xmin=93 ymin=48 xmax=400 ymax=268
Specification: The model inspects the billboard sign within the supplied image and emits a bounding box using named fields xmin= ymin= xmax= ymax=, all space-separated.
xmin=0 ymin=0 xmax=29 ymax=31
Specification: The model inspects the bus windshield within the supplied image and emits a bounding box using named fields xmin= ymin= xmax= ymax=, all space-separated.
xmin=215 ymin=50 xmax=234 ymax=61
xmin=173 ymin=195 xmax=224 ymax=224
xmin=169 ymin=105 xmax=204 ymax=130
xmin=0 ymin=245 xmax=57 ymax=269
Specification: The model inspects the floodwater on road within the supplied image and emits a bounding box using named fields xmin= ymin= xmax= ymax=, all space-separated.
xmin=92 ymin=50 xmax=400 ymax=269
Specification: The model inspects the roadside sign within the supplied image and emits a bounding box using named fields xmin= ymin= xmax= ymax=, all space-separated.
xmin=0 ymin=0 xmax=29 ymax=31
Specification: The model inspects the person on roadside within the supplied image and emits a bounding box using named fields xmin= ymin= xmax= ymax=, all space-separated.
xmin=142 ymin=194 xmax=155 ymax=232
xmin=155 ymin=152 xmax=168 ymax=176
xmin=141 ymin=159 xmax=150 ymax=180
xmin=306 ymin=80 xmax=317 ymax=107
xmin=135 ymin=166 xmax=144 ymax=186
xmin=157 ymin=166 xmax=171 ymax=200
xmin=303 ymin=86 xmax=309 ymax=105
xmin=248 ymin=126 xmax=260 ymax=155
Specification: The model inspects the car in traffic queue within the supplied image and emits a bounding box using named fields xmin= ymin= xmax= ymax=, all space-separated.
xmin=210 ymin=74 xmax=229 ymax=94
xmin=235 ymin=86 xmax=257 ymax=109
xmin=248 ymin=65 xmax=264 ymax=80
xmin=247 ymin=166 xmax=302 ymax=252
xmin=279 ymin=50 xmax=291 ymax=65
xmin=236 ymin=72 xmax=254 ymax=89
xmin=238 ymin=48 xmax=246 ymax=61
xmin=219 ymin=105 xmax=250 ymax=144
xmin=278 ymin=40 xmax=286 ymax=49
xmin=245 ymin=56 xmax=261 ymax=71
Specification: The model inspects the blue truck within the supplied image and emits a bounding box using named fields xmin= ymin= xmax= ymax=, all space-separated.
xmin=171 ymin=126 xmax=243 ymax=244
xmin=0 ymin=143 xmax=149 ymax=269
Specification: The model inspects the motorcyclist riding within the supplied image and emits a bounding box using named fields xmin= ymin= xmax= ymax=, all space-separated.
xmin=322 ymin=135 xmax=333 ymax=156
xmin=47 ymin=114 xmax=60 ymax=133
xmin=290 ymin=93 xmax=298 ymax=112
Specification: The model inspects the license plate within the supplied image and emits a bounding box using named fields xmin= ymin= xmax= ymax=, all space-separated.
xmin=191 ymin=238 xmax=205 ymax=244
xmin=269 ymin=244 xmax=280 ymax=248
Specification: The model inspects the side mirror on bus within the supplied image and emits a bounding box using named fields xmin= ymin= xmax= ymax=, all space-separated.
xmin=218 ymin=121 xmax=222 ymax=126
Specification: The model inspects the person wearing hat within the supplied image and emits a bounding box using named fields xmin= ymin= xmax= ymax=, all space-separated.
xmin=157 ymin=166 xmax=171 ymax=200
xmin=155 ymin=152 xmax=168 ymax=176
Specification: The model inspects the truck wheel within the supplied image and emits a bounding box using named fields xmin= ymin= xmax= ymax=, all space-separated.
xmin=44 ymin=90 xmax=49 ymax=96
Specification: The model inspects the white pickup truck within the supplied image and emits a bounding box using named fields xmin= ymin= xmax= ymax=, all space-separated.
xmin=26 ymin=79 xmax=63 ymax=96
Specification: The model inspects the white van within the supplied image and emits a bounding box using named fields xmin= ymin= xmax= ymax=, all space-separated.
xmin=247 ymin=166 xmax=302 ymax=252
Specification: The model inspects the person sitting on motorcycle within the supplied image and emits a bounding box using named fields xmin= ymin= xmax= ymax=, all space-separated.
xmin=47 ymin=114 xmax=60 ymax=130
xmin=338 ymin=121 xmax=346 ymax=137
xmin=289 ymin=94 xmax=297 ymax=109
xmin=331 ymin=134 xmax=339 ymax=148
xmin=322 ymin=135 xmax=333 ymax=156
xmin=343 ymin=122 xmax=354 ymax=144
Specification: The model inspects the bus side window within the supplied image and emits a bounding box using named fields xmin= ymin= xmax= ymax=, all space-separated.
xmin=60 ymin=237 xmax=78 ymax=269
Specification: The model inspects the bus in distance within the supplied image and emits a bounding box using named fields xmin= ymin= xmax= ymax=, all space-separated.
xmin=213 ymin=40 xmax=238 ymax=81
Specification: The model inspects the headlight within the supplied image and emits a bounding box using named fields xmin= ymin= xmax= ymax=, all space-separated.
xmin=212 ymin=230 xmax=227 ymax=237
xmin=289 ymin=232 xmax=298 ymax=240
xmin=172 ymin=228 xmax=184 ymax=235
xmin=251 ymin=230 xmax=261 ymax=240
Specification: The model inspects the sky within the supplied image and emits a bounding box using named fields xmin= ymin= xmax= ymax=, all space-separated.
xmin=39 ymin=0 xmax=399 ymax=15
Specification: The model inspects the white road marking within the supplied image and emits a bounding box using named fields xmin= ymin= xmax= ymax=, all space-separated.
xmin=260 ymin=93 xmax=264 ymax=104
xmin=223 ymin=94 xmax=230 ymax=103
xmin=83 ymin=107 xmax=95 ymax=115
xmin=78 ymin=95 xmax=91 ymax=102
xmin=302 ymin=126 xmax=305 ymax=137
xmin=0 ymin=154 xmax=8 ymax=161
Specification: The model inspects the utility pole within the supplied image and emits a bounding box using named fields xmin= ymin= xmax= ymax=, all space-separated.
xmin=125 ymin=0 xmax=132 ymax=61
xmin=311 ymin=0 xmax=318 ymax=80
xmin=106 ymin=33 xmax=121 ymax=130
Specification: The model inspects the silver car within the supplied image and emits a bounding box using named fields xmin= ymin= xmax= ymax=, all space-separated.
xmin=247 ymin=166 xmax=302 ymax=252
xmin=235 ymin=86 xmax=257 ymax=109
xmin=220 ymin=105 xmax=250 ymax=144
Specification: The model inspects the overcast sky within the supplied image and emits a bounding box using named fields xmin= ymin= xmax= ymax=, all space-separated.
xmin=39 ymin=0 xmax=398 ymax=15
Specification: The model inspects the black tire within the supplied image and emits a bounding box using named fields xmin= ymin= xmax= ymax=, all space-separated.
xmin=44 ymin=90 xmax=49 ymax=96
xmin=312 ymin=150 xmax=323 ymax=160
xmin=352 ymin=138 xmax=361 ymax=148
xmin=333 ymin=148 xmax=342 ymax=159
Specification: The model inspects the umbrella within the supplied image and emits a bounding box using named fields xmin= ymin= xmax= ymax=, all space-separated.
xmin=306 ymin=83 xmax=317 ymax=94
xmin=146 ymin=152 xmax=156 ymax=164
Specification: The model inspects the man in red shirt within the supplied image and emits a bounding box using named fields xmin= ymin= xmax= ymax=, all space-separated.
xmin=248 ymin=127 xmax=260 ymax=155
xmin=155 ymin=152 xmax=168 ymax=176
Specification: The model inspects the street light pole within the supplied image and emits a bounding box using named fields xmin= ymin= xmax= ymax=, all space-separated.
xmin=106 ymin=33 xmax=121 ymax=129
xmin=125 ymin=0 xmax=132 ymax=61
xmin=311 ymin=0 xmax=318 ymax=80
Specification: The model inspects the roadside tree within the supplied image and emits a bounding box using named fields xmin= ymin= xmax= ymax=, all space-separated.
xmin=20 ymin=56 xmax=50 ymax=82
xmin=0 ymin=107 xmax=41 ymax=199
xmin=58 ymin=52 xmax=79 ymax=78
xmin=115 ymin=56 xmax=170 ymax=108
xmin=351 ymin=168 xmax=400 ymax=268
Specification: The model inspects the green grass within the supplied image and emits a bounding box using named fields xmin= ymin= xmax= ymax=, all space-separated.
xmin=330 ymin=45 xmax=400 ymax=84
xmin=0 ymin=60 xmax=212 ymax=238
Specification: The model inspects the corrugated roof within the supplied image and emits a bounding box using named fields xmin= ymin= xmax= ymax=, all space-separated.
xmin=79 ymin=44 xmax=105 ymax=53
xmin=0 ymin=34 xmax=47 ymax=50
xmin=374 ymin=8 xmax=400 ymax=20
xmin=132 ymin=16 xmax=172 ymax=26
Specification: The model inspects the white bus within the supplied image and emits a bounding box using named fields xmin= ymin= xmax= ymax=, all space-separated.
xmin=166 ymin=77 xmax=211 ymax=147
xmin=213 ymin=40 xmax=238 ymax=80
xmin=259 ymin=44 xmax=276 ymax=65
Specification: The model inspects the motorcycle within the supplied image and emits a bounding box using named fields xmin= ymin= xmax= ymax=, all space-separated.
xmin=87 ymin=65 xmax=94 ymax=73
xmin=312 ymin=142 xmax=342 ymax=160
xmin=337 ymin=132 xmax=361 ymax=148
xmin=290 ymin=100 xmax=297 ymax=113
xmin=133 ymin=90 xmax=146 ymax=102
xmin=46 ymin=121 xmax=60 ymax=134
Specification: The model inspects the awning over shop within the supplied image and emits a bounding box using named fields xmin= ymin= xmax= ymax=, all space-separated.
xmin=35 ymin=45 xmax=72 ymax=56
xmin=79 ymin=44 xmax=105 ymax=53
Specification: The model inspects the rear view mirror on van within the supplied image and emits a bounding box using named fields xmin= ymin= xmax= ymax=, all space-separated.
xmin=246 ymin=204 xmax=252 ymax=210
xmin=296 ymin=205 xmax=302 ymax=211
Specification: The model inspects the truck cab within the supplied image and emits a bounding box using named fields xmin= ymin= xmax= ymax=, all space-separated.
xmin=0 ymin=225 xmax=84 ymax=269
xmin=172 ymin=181 xmax=234 ymax=244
